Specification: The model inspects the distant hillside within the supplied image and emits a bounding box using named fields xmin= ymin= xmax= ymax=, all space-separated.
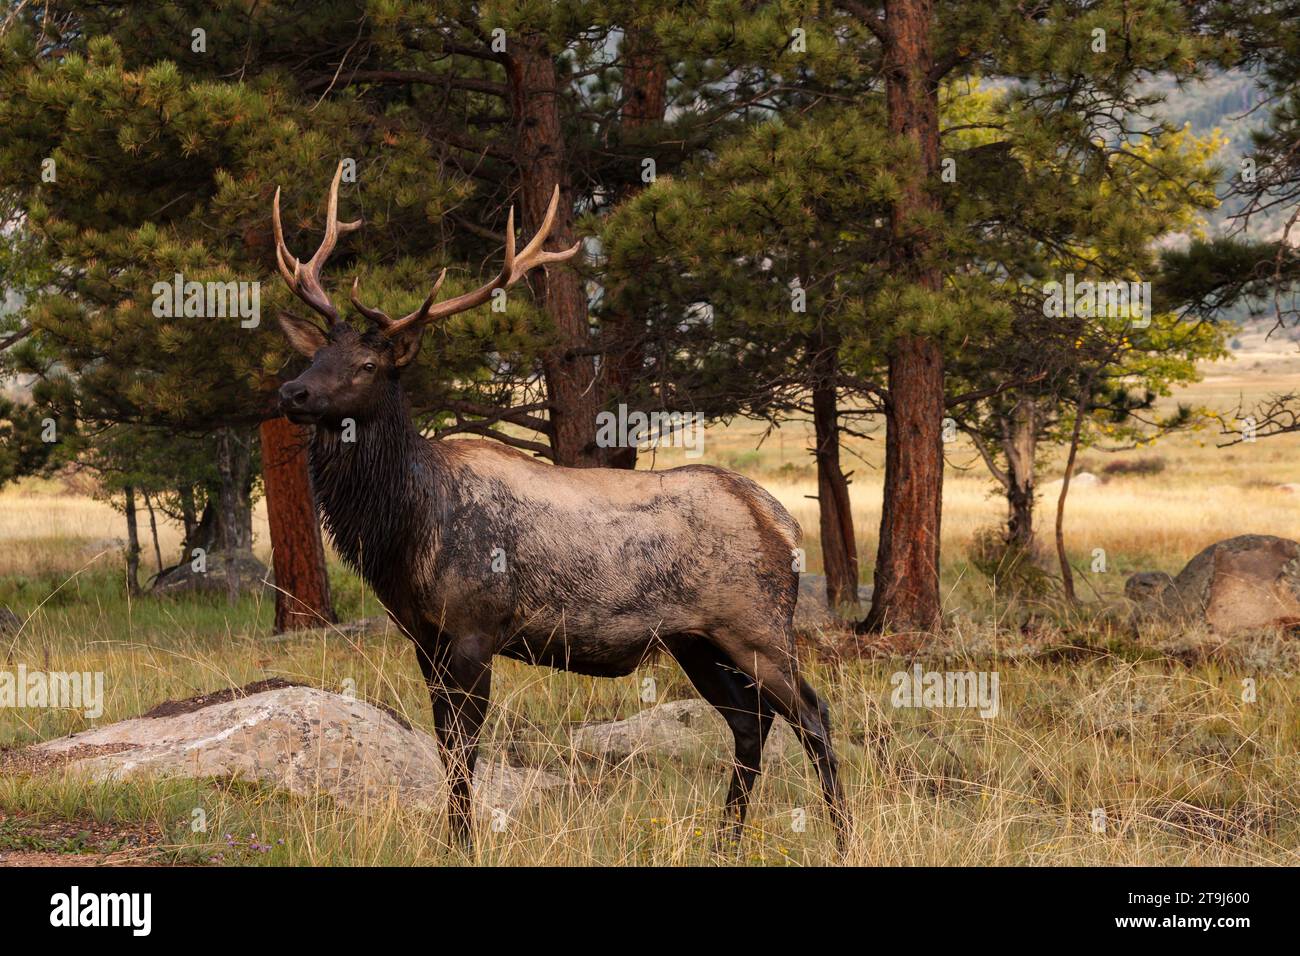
xmin=1148 ymin=69 xmax=1278 ymax=238
xmin=1146 ymin=69 xmax=1295 ymax=336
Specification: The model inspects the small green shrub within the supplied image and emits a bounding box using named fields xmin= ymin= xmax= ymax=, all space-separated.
xmin=968 ymin=526 xmax=1053 ymax=597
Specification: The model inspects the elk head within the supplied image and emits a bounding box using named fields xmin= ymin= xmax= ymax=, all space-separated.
xmin=272 ymin=162 xmax=580 ymax=427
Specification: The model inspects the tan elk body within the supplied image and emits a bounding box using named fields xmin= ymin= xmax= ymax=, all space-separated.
xmin=271 ymin=164 xmax=846 ymax=847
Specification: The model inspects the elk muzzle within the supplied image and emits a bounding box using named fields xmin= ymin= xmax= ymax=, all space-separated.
xmin=279 ymin=379 xmax=320 ymax=424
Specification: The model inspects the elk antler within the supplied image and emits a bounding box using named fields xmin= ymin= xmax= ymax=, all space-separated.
xmin=272 ymin=161 xmax=362 ymax=325
xmin=350 ymin=185 xmax=582 ymax=338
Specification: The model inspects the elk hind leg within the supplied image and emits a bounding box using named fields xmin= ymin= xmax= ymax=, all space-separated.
xmin=722 ymin=635 xmax=848 ymax=849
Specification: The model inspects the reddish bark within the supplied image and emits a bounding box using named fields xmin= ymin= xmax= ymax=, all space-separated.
xmin=620 ymin=34 xmax=667 ymax=127
xmin=862 ymin=335 xmax=944 ymax=634
xmin=859 ymin=0 xmax=945 ymax=636
xmin=260 ymin=416 xmax=335 ymax=631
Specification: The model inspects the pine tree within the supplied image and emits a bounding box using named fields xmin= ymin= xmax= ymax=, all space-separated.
xmin=607 ymin=2 xmax=1221 ymax=638
xmin=942 ymin=104 xmax=1226 ymax=586
xmin=826 ymin=0 xmax=1215 ymax=636
xmin=0 ymin=3 xmax=349 ymax=625
xmin=602 ymin=105 xmax=901 ymax=614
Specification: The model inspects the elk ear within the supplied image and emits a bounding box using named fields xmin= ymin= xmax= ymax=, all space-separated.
xmin=389 ymin=326 xmax=424 ymax=368
xmin=277 ymin=311 xmax=328 ymax=357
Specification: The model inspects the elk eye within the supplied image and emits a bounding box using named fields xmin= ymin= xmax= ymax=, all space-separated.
xmin=362 ymin=362 xmax=377 ymax=373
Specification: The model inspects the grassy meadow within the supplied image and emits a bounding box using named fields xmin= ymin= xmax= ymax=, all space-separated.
xmin=0 ymin=342 xmax=1298 ymax=866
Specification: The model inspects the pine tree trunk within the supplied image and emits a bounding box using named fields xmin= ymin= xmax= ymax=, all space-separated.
xmin=859 ymin=0 xmax=945 ymax=638
xmin=510 ymin=40 xmax=603 ymax=468
xmin=862 ymin=336 xmax=944 ymax=634
xmin=213 ymin=428 xmax=253 ymax=553
xmin=604 ymin=28 xmax=668 ymax=470
xmin=1007 ymin=479 xmax=1034 ymax=551
xmin=123 ymin=484 xmax=141 ymax=597
xmin=215 ymin=427 xmax=243 ymax=606
xmin=143 ymin=491 xmax=163 ymax=575
xmin=1003 ymin=398 xmax=1038 ymax=550
xmin=811 ymin=346 xmax=860 ymax=616
xmin=260 ymin=416 xmax=336 ymax=632
xmin=813 ymin=389 xmax=860 ymax=616
xmin=1056 ymin=379 xmax=1091 ymax=605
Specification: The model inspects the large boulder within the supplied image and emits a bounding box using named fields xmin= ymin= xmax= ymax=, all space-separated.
xmin=794 ymin=573 xmax=871 ymax=631
xmin=152 ymin=550 xmax=272 ymax=597
xmin=31 ymin=685 xmax=562 ymax=816
xmin=1127 ymin=535 xmax=1300 ymax=635
xmin=572 ymin=698 xmax=800 ymax=763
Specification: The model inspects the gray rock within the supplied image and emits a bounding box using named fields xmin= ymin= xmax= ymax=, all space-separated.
xmin=794 ymin=573 xmax=871 ymax=630
xmin=33 ymin=685 xmax=563 ymax=816
xmin=152 ymin=550 xmax=272 ymax=597
xmin=1124 ymin=571 xmax=1173 ymax=603
xmin=267 ymin=617 xmax=392 ymax=643
xmin=1041 ymin=471 xmax=1101 ymax=497
xmin=572 ymin=698 xmax=800 ymax=762
xmin=1130 ymin=535 xmax=1300 ymax=635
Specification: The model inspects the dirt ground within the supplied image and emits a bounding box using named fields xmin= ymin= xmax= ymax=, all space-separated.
xmin=0 ymin=810 xmax=171 ymax=867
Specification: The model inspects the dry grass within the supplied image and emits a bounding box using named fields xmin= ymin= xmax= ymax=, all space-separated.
xmin=1 ymin=356 xmax=1298 ymax=865
xmin=2 ymin=611 xmax=1296 ymax=866
xmin=0 ymin=488 xmax=272 ymax=579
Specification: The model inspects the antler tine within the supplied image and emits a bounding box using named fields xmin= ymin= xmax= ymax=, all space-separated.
xmin=349 ymin=276 xmax=393 ymax=328
xmin=510 ymin=185 xmax=559 ymax=277
xmin=507 ymin=186 xmax=581 ymax=282
xmin=379 ymin=185 xmax=582 ymax=339
xmin=271 ymin=186 xmax=299 ymax=287
xmin=271 ymin=161 xmax=362 ymax=325
xmin=315 ymin=161 xmax=363 ymax=268
xmin=351 ymin=271 xmax=447 ymax=331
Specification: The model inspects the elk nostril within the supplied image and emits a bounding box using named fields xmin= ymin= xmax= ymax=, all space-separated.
xmin=280 ymin=383 xmax=309 ymax=408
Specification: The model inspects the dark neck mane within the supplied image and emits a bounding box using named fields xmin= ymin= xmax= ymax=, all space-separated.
xmin=308 ymin=380 xmax=440 ymax=592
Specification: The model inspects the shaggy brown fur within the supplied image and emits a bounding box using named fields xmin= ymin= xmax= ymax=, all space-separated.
xmin=269 ymin=164 xmax=845 ymax=848
xmin=275 ymin=317 xmax=847 ymax=849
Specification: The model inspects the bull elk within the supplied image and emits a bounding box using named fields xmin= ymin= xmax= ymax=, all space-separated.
xmin=271 ymin=163 xmax=847 ymax=849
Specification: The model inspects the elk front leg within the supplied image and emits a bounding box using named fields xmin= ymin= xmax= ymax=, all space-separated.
xmin=415 ymin=631 xmax=494 ymax=850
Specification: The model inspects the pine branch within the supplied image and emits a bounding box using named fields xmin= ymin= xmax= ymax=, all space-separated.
xmin=835 ymin=0 xmax=887 ymax=43
xmin=441 ymin=399 xmax=552 ymax=436
xmin=302 ymin=70 xmax=507 ymax=97
xmin=0 ymin=325 xmax=31 ymax=351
